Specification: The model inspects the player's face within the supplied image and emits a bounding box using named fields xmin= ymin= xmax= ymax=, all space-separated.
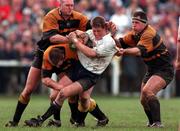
xmin=132 ymin=20 xmax=146 ymax=33
xmin=56 ymin=54 xmax=65 ymax=68
xmin=56 ymin=59 xmax=64 ymax=68
xmin=92 ymin=27 xmax=106 ymax=40
xmin=60 ymin=0 xmax=74 ymax=16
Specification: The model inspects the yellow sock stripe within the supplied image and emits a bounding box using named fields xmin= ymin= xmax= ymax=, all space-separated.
xmin=78 ymin=101 xmax=89 ymax=112
xmin=88 ymin=98 xmax=96 ymax=112
xmin=18 ymin=94 xmax=30 ymax=104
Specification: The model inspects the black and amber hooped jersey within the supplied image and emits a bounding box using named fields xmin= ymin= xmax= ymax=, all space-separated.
xmin=119 ymin=25 xmax=172 ymax=68
xmin=42 ymin=8 xmax=91 ymax=39
xmin=42 ymin=43 xmax=78 ymax=77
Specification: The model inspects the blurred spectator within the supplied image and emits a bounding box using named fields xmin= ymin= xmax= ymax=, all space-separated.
xmin=110 ymin=3 xmax=131 ymax=37
xmin=0 ymin=0 xmax=11 ymax=22
xmin=75 ymin=0 xmax=92 ymax=18
xmin=91 ymin=1 xmax=110 ymax=20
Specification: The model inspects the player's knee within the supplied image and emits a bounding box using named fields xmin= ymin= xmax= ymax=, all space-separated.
xmin=78 ymin=101 xmax=89 ymax=112
xmin=79 ymin=96 xmax=89 ymax=104
xmin=22 ymin=83 xmax=35 ymax=97
xmin=142 ymin=88 xmax=153 ymax=97
xmin=78 ymin=97 xmax=90 ymax=111
xmin=59 ymin=89 xmax=67 ymax=100
xmin=49 ymin=94 xmax=56 ymax=101
xmin=68 ymin=96 xmax=78 ymax=103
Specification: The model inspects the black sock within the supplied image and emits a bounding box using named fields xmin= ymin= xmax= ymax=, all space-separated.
xmin=89 ymin=104 xmax=106 ymax=121
xmin=144 ymin=109 xmax=153 ymax=124
xmin=68 ymin=102 xmax=78 ymax=120
xmin=76 ymin=110 xmax=88 ymax=123
xmin=53 ymin=102 xmax=60 ymax=121
xmin=148 ymin=96 xmax=161 ymax=122
xmin=13 ymin=101 xmax=28 ymax=123
xmin=41 ymin=102 xmax=61 ymax=122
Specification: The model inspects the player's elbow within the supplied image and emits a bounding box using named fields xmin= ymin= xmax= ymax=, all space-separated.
xmin=49 ymin=35 xmax=58 ymax=43
xmin=42 ymin=77 xmax=50 ymax=86
xmin=86 ymin=51 xmax=97 ymax=58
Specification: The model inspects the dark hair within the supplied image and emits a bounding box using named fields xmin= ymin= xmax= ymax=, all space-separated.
xmin=49 ymin=47 xmax=65 ymax=65
xmin=91 ymin=16 xmax=106 ymax=28
xmin=132 ymin=11 xmax=147 ymax=23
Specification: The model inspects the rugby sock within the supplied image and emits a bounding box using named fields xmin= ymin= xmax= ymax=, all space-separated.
xmin=144 ymin=109 xmax=153 ymax=124
xmin=52 ymin=102 xmax=60 ymax=121
xmin=13 ymin=101 xmax=28 ymax=123
xmin=89 ymin=99 xmax=107 ymax=120
xmin=13 ymin=95 xmax=30 ymax=123
xmin=89 ymin=104 xmax=107 ymax=120
xmin=148 ymin=96 xmax=161 ymax=122
xmin=41 ymin=101 xmax=61 ymax=122
xmin=76 ymin=110 xmax=88 ymax=124
xmin=68 ymin=101 xmax=78 ymax=121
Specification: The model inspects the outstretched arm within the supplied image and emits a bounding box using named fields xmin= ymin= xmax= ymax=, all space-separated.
xmin=118 ymin=47 xmax=141 ymax=56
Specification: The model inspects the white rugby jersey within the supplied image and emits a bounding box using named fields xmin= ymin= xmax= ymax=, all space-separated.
xmin=77 ymin=30 xmax=118 ymax=74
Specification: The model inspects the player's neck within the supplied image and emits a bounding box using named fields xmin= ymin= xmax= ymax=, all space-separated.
xmin=59 ymin=10 xmax=72 ymax=20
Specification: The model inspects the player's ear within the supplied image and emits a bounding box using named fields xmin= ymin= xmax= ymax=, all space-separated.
xmin=105 ymin=22 xmax=109 ymax=30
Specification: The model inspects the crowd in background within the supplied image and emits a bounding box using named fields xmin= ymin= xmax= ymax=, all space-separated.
xmin=0 ymin=0 xmax=179 ymax=96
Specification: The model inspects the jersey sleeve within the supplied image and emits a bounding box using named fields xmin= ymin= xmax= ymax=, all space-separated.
xmin=42 ymin=69 xmax=53 ymax=78
xmin=42 ymin=11 xmax=59 ymax=40
xmin=121 ymin=31 xmax=137 ymax=48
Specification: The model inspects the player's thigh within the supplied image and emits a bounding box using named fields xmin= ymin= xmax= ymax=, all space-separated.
xmin=58 ymin=73 xmax=73 ymax=87
xmin=79 ymin=86 xmax=94 ymax=100
xmin=62 ymin=82 xmax=84 ymax=98
xmin=143 ymin=75 xmax=166 ymax=95
xmin=22 ymin=66 xmax=41 ymax=95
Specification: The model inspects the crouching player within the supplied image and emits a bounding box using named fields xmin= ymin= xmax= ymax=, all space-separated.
xmin=24 ymin=16 xmax=118 ymax=127
xmin=24 ymin=43 xmax=109 ymax=127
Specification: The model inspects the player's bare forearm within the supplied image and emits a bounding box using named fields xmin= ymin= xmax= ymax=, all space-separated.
xmin=74 ymin=38 xmax=97 ymax=57
xmin=123 ymin=47 xmax=141 ymax=56
xmin=42 ymin=77 xmax=63 ymax=90
xmin=49 ymin=34 xmax=69 ymax=44
xmin=69 ymin=33 xmax=97 ymax=57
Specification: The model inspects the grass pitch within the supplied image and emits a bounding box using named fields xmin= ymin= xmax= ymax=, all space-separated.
xmin=0 ymin=95 xmax=179 ymax=131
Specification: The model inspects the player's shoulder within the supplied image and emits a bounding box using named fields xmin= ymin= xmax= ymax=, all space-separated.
xmin=44 ymin=8 xmax=59 ymax=18
xmin=72 ymin=10 xmax=88 ymax=19
xmin=102 ymin=34 xmax=116 ymax=46
xmin=104 ymin=33 xmax=114 ymax=41
xmin=142 ymin=25 xmax=156 ymax=38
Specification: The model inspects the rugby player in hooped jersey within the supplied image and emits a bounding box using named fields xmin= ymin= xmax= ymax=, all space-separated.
xmin=114 ymin=11 xmax=174 ymax=128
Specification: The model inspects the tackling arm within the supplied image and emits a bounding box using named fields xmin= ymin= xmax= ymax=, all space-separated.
xmin=120 ymin=47 xmax=141 ymax=56
xmin=42 ymin=77 xmax=63 ymax=91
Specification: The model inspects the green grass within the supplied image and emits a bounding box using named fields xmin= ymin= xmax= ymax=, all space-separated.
xmin=0 ymin=95 xmax=179 ymax=131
